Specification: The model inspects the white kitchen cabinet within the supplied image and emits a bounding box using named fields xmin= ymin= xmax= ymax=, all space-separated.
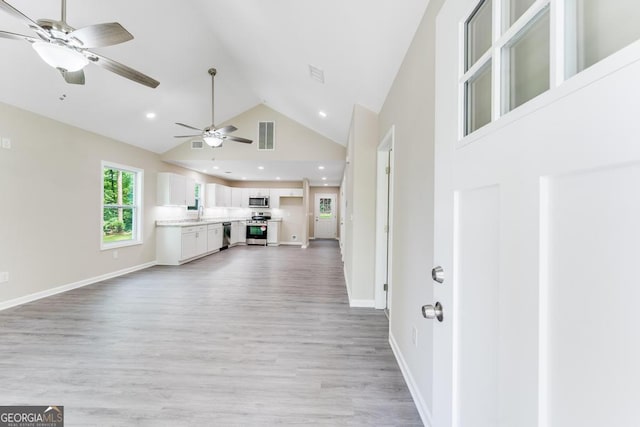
xmin=231 ymin=187 xmax=244 ymax=208
xmin=205 ymin=183 xmax=232 ymax=207
xmin=269 ymin=188 xmax=303 ymax=209
xmin=238 ymin=221 xmax=246 ymax=243
xmin=157 ymin=172 xmax=187 ymax=206
xmin=248 ymin=188 xmax=270 ymax=197
xmin=281 ymin=188 xmax=303 ymax=197
xmin=230 ymin=221 xmax=246 ymax=245
xmin=267 ymin=220 xmax=280 ymax=246
xmin=157 ymin=225 xmax=209 ymax=265
xmin=185 ymin=177 xmax=196 ymax=207
xmin=207 ymin=223 xmax=223 ymax=252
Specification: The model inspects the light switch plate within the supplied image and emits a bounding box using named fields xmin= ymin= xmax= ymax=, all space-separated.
xmin=0 ymin=272 xmax=9 ymax=283
xmin=1 ymin=138 xmax=11 ymax=149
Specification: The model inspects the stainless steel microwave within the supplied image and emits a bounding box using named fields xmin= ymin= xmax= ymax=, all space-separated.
xmin=248 ymin=196 xmax=269 ymax=208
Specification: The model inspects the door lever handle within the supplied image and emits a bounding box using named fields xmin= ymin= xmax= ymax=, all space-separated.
xmin=422 ymin=302 xmax=444 ymax=322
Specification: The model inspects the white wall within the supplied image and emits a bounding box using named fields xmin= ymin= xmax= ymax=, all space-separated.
xmin=377 ymin=0 xmax=445 ymax=422
xmin=0 ymin=102 xmax=210 ymax=306
xmin=342 ymin=105 xmax=379 ymax=306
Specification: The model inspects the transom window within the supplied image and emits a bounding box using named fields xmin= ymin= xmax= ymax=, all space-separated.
xmin=461 ymin=0 xmax=640 ymax=138
xmin=102 ymin=161 xmax=143 ymax=249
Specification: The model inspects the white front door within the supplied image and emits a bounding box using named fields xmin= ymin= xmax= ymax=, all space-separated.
xmin=314 ymin=193 xmax=337 ymax=238
xmin=431 ymin=0 xmax=640 ymax=426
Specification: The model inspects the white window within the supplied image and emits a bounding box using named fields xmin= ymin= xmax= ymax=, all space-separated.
xmin=258 ymin=121 xmax=275 ymax=150
xmin=101 ymin=161 xmax=143 ymax=249
xmin=461 ymin=0 xmax=640 ymax=138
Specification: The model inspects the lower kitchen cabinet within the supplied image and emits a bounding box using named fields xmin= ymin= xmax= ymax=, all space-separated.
xmin=230 ymin=221 xmax=247 ymax=245
xmin=267 ymin=221 xmax=280 ymax=246
xmin=207 ymin=223 xmax=223 ymax=252
xmin=157 ymin=224 xmax=213 ymax=265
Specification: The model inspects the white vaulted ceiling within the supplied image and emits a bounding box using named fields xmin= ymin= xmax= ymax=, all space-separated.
xmin=0 ymin=0 xmax=428 ymax=172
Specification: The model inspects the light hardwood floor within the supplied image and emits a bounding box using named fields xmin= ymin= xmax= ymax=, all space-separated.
xmin=0 ymin=240 xmax=422 ymax=426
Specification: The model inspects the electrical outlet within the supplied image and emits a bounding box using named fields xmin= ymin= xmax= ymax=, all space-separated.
xmin=411 ymin=326 xmax=418 ymax=347
xmin=113 ymin=250 xmax=119 ymax=259
xmin=0 ymin=272 xmax=9 ymax=283
xmin=1 ymin=137 xmax=10 ymax=149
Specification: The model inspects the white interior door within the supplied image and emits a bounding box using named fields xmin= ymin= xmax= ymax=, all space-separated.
xmin=314 ymin=193 xmax=337 ymax=238
xmin=431 ymin=1 xmax=640 ymax=426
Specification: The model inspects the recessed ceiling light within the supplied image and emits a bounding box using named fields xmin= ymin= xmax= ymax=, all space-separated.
xmin=323 ymin=183 xmax=328 ymax=186
xmin=145 ymin=112 xmax=156 ymax=119
xmin=276 ymin=177 xmax=281 ymax=180
xmin=318 ymin=165 xmax=325 ymax=170
xmin=322 ymin=177 xmax=327 ymax=181
xmin=213 ymin=166 xmax=219 ymax=170
xmin=319 ymin=111 xmax=327 ymax=118
xmin=258 ymin=166 xmax=265 ymax=170
xmin=242 ymin=177 xmax=247 ymax=180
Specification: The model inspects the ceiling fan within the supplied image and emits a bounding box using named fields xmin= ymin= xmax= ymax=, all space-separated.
xmin=0 ymin=0 xmax=159 ymax=88
xmin=175 ymin=68 xmax=252 ymax=147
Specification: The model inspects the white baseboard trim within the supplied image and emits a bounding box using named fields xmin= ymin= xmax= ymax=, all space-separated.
xmin=279 ymin=242 xmax=303 ymax=246
xmin=389 ymin=332 xmax=433 ymax=427
xmin=0 ymin=261 xmax=157 ymax=312
xmin=342 ymin=266 xmax=374 ymax=308
xmin=349 ymin=299 xmax=376 ymax=308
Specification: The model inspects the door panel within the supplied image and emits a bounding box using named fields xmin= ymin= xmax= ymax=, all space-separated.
xmin=543 ymin=164 xmax=640 ymax=427
xmin=455 ymin=185 xmax=500 ymax=427
xmin=314 ymin=193 xmax=337 ymax=238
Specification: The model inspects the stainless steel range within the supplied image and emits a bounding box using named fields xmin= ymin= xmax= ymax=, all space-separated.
xmin=246 ymin=214 xmax=270 ymax=246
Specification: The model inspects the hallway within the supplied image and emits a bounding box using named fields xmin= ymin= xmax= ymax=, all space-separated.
xmin=0 ymin=241 xmax=421 ymax=426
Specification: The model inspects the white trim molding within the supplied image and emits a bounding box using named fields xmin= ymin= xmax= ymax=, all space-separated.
xmin=0 ymin=262 xmax=156 ymax=312
xmin=349 ymin=299 xmax=376 ymax=308
xmin=390 ymin=332 xmax=434 ymax=427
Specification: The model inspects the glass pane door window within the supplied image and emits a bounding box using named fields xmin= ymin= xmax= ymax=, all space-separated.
xmin=466 ymin=0 xmax=493 ymax=71
xmin=319 ymin=198 xmax=333 ymax=219
xmin=567 ymin=0 xmax=640 ymax=76
xmin=504 ymin=10 xmax=550 ymax=112
xmin=466 ymin=63 xmax=493 ymax=134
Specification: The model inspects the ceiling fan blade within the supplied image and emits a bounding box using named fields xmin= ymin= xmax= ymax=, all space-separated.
xmin=0 ymin=30 xmax=37 ymax=42
xmin=225 ymin=135 xmax=253 ymax=144
xmin=216 ymin=125 xmax=237 ymax=135
xmin=174 ymin=134 xmax=201 ymax=138
xmin=59 ymin=69 xmax=85 ymax=85
xmin=175 ymin=122 xmax=203 ymax=132
xmin=88 ymin=51 xmax=159 ymax=88
xmin=0 ymin=1 xmax=43 ymax=32
xmin=69 ymin=22 xmax=133 ymax=48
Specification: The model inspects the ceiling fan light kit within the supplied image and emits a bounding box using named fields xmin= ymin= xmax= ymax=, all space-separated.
xmin=204 ymin=136 xmax=223 ymax=147
xmin=0 ymin=0 xmax=159 ymax=87
xmin=174 ymin=67 xmax=253 ymax=147
xmin=32 ymin=41 xmax=88 ymax=71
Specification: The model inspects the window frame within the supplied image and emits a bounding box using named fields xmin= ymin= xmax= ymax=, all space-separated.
xmin=101 ymin=161 xmax=144 ymax=250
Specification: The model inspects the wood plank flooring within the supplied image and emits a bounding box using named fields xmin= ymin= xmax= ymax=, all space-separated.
xmin=0 ymin=240 xmax=422 ymax=426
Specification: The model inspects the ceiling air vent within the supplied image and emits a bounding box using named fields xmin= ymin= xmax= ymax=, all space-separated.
xmin=258 ymin=121 xmax=275 ymax=151
xmin=309 ymin=64 xmax=325 ymax=84
xmin=191 ymin=140 xmax=204 ymax=149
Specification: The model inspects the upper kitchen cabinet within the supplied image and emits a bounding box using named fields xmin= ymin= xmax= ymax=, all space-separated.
xmin=157 ymin=172 xmax=187 ymax=206
xmin=231 ymin=187 xmax=247 ymax=208
xmin=205 ymin=183 xmax=232 ymax=208
xmin=248 ymin=188 xmax=270 ymax=197
xmin=269 ymin=188 xmax=303 ymax=209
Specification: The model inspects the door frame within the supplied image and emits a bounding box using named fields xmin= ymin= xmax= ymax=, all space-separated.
xmin=375 ymin=126 xmax=395 ymax=310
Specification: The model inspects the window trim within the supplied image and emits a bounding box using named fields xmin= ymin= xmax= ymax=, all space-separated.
xmin=100 ymin=161 xmax=144 ymax=251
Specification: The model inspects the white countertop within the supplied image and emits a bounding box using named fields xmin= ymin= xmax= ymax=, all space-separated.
xmin=156 ymin=218 xmax=282 ymax=227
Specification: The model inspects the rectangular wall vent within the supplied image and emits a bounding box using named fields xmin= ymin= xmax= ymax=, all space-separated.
xmin=191 ymin=140 xmax=204 ymax=149
xmin=258 ymin=121 xmax=275 ymax=151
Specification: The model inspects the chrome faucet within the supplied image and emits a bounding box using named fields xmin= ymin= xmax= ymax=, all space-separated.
xmin=197 ymin=205 xmax=204 ymax=221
